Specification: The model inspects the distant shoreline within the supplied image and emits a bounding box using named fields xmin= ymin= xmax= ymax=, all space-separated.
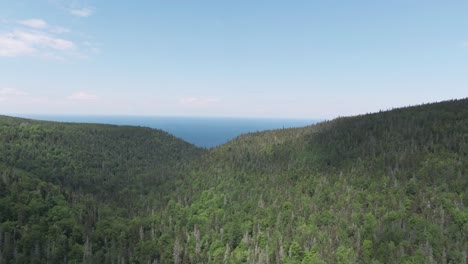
xmin=9 ymin=114 xmax=320 ymax=148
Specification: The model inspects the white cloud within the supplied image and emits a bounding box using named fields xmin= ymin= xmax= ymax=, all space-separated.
xmin=67 ymin=92 xmax=98 ymax=101
xmin=0 ymin=30 xmax=75 ymax=57
xmin=69 ymin=8 xmax=94 ymax=17
xmin=18 ymin=18 xmax=70 ymax=34
xmin=0 ymin=34 xmax=35 ymax=57
xmin=15 ymin=30 xmax=74 ymax=50
xmin=0 ymin=94 xmax=49 ymax=107
xmin=0 ymin=18 xmax=91 ymax=60
xmin=83 ymin=41 xmax=101 ymax=54
xmin=49 ymin=26 xmax=70 ymax=34
xmin=179 ymin=97 xmax=220 ymax=107
xmin=0 ymin=88 xmax=28 ymax=96
xmin=0 ymin=87 xmax=30 ymax=104
xmin=18 ymin=19 xmax=48 ymax=29
xmin=463 ymin=42 xmax=468 ymax=47
xmin=48 ymin=0 xmax=95 ymax=17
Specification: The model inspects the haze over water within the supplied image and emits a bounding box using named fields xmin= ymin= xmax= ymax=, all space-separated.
xmin=14 ymin=115 xmax=319 ymax=148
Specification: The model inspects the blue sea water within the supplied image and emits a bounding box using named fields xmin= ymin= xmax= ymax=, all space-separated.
xmin=14 ymin=115 xmax=320 ymax=148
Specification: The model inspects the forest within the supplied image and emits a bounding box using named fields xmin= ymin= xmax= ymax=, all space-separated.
xmin=0 ymin=98 xmax=467 ymax=263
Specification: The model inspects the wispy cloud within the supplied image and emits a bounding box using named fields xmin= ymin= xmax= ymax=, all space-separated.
xmin=0 ymin=87 xmax=28 ymax=96
xmin=0 ymin=87 xmax=31 ymax=103
xmin=0 ymin=19 xmax=76 ymax=58
xmin=69 ymin=8 xmax=94 ymax=17
xmin=179 ymin=97 xmax=220 ymax=107
xmin=48 ymin=0 xmax=95 ymax=18
xmin=67 ymin=92 xmax=98 ymax=101
xmin=83 ymin=41 xmax=101 ymax=54
xmin=0 ymin=89 xmax=48 ymax=106
xmin=49 ymin=26 xmax=70 ymax=34
xmin=0 ymin=33 xmax=35 ymax=57
xmin=18 ymin=19 xmax=48 ymax=29
xmin=0 ymin=30 xmax=75 ymax=57
xmin=463 ymin=42 xmax=468 ymax=47
xmin=17 ymin=18 xmax=70 ymax=34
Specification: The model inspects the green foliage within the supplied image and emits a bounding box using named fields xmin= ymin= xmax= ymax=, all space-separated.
xmin=362 ymin=239 xmax=373 ymax=264
xmin=288 ymin=241 xmax=303 ymax=262
xmin=1 ymin=98 xmax=468 ymax=263
xmin=336 ymin=245 xmax=356 ymax=264
xmin=302 ymin=246 xmax=325 ymax=264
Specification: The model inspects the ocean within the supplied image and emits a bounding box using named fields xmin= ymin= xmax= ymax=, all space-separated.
xmin=14 ymin=115 xmax=320 ymax=148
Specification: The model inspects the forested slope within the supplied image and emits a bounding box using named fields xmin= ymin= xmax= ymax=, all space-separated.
xmin=173 ymin=99 xmax=468 ymax=264
xmin=1 ymin=99 xmax=467 ymax=263
xmin=0 ymin=116 xmax=203 ymax=204
xmin=0 ymin=116 xmax=204 ymax=263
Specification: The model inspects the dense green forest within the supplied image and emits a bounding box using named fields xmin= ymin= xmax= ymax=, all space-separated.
xmin=1 ymin=99 xmax=467 ymax=263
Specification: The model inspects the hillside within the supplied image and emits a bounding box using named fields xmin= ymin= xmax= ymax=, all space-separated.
xmin=1 ymin=99 xmax=468 ymax=263
xmin=0 ymin=117 xmax=204 ymax=263
xmin=0 ymin=116 xmax=204 ymax=206
xmin=169 ymin=99 xmax=468 ymax=263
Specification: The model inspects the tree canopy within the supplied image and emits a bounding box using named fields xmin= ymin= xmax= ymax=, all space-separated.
xmin=1 ymin=98 xmax=467 ymax=263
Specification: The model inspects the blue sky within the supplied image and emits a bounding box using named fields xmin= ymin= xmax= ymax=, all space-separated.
xmin=0 ymin=1 xmax=467 ymax=118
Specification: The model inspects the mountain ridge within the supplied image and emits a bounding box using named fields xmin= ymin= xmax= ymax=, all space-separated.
xmin=1 ymin=98 xmax=467 ymax=263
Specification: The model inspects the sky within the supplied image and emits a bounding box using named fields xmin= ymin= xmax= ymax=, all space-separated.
xmin=0 ymin=1 xmax=467 ymax=119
